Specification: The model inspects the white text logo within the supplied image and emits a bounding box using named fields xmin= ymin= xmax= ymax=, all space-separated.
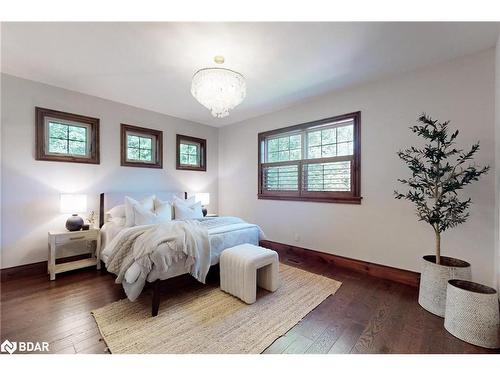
xmin=1 ymin=339 xmax=49 ymax=354
xmin=1 ymin=340 xmax=17 ymax=354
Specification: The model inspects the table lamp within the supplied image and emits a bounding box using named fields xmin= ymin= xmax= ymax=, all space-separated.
xmin=60 ymin=194 xmax=87 ymax=231
xmin=195 ymin=193 xmax=210 ymax=217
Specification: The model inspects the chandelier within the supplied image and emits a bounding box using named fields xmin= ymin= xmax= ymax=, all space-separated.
xmin=191 ymin=56 xmax=246 ymax=118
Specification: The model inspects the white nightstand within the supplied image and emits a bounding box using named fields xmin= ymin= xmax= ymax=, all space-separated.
xmin=48 ymin=228 xmax=101 ymax=280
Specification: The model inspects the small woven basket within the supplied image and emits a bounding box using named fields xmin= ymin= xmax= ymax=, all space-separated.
xmin=444 ymin=280 xmax=500 ymax=349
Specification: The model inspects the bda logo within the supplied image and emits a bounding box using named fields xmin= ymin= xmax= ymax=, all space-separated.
xmin=1 ymin=339 xmax=17 ymax=354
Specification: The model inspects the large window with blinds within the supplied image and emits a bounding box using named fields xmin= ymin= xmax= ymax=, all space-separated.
xmin=258 ymin=112 xmax=361 ymax=203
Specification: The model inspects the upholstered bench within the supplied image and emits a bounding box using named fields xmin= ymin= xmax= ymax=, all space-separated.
xmin=220 ymin=244 xmax=279 ymax=304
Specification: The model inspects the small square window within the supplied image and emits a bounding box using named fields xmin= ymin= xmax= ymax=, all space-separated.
xmin=121 ymin=124 xmax=162 ymax=168
xmin=36 ymin=107 xmax=99 ymax=164
xmin=176 ymin=134 xmax=206 ymax=171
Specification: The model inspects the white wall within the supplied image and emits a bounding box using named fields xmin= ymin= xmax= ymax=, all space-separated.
xmin=495 ymin=35 xmax=500 ymax=293
xmin=1 ymin=74 xmax=219 ymax=268
xmin=219 ymin=49 xmax=497 ymax=286
xmin=0 ymin=25 xmax=3 ymax=269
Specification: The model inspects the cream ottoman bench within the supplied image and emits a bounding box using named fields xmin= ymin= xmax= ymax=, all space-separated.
xmin=220 ymin=243 xmax=279 ymax=304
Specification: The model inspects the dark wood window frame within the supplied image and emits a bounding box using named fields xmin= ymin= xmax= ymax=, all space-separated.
xmin=35 ymin=107 xmax=100 ymax=164
xmin=176 ymin=134 xmax=207 ymax=172
xmin=120 ymin=123 xmax=163 ymax=169
xmin=258 ymin=111 xmax=361 ymax=204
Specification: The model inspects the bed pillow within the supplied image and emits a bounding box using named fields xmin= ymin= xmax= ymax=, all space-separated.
xmin=173 ymin=200 xmax=204 ymax=220
xmin=133 ymin=203 xmax=172 ymax=226
xmin=173 ymin=195 xmax=196 ymax=206
xmin=124 ymin=195 xmax=155 ymax=227
xmin=109 ymin=216 xmax=126 ymax=227
xmin=106 ymin=204 xmax=126 ymax=218
xmin=154 ymin=198 xmax=173 ymax=220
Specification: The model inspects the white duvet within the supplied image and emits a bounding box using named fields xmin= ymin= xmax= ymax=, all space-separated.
xmin=101 ymin=217 xmax=264 ymax=300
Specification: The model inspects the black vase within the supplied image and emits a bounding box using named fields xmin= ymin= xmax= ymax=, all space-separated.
xmin=66 ymin=214 xmax=84 ymax=231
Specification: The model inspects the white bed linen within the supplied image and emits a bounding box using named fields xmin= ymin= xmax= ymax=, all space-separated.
xmin=100 ymin=218 xmax=263 ymax=300
xmin=100 ymin=218 xmax=126 ymax=249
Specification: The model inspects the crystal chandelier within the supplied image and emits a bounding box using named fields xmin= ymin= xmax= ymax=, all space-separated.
xmin=191 ymin=56 xmax=246 ymax=118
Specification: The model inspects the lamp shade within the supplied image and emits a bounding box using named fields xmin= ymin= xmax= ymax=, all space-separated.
xmin=195 ymin=193 xmax=210 ymax=206
xmin=60 ymin=194 xmax=87 ymax=214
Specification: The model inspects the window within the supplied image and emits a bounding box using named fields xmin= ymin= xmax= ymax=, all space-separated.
xmin=121 ymin=124 xmax=162 ymax=168
xmin=258 ymin=112 xmax=361 ymax=204
xmin=35 ymin=107 xmax=99 ymax=164
xmin=176 ymin=134 xmax=207 ymax=171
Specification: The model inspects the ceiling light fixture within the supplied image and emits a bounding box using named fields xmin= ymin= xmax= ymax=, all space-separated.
xmin=191 ymin=56 xmax=246 ymax=118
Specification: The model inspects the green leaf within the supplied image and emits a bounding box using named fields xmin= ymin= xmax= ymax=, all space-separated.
xmin=139 ymin=136 xmax=152 ymax=149
xmin=307 ymin=131 xmax=321 ymax=146
xmin=290 ymin=134 xmax=301 ymax=149
xmin=127 ymin=147 xmax=139 ymax=160
xmin=140 ymin=149 xmax=152 ymax=161
xmin=49 ymin=138 xmax=68 ymax=154
xmin=127 ymin=135 xmax=139 ymax=148
xmin=308 ymin=146 xmax=321 ymax=159
xmin=267 ymin=152 xmax=279 ymax=162
xmin=290 ymin=149 xmax=301 ymax=160
xmin=395 ymin=113 xmax=489 ymax=235
xmin=278 ymin=151 xmax=290 ymax=161
xmin=337 ymin=125 xmax=353 ymax=142
xmin=68 ymin=126 xmax=86 ymax=141
xmin=69 ymin=140 xmax=86 ymax=155
xmin=321 ymin=128 xmax=336 ymax=144
xmin=268 ymin=139 xmax=279 ymax=152
xmin=321 ymin=144 xmax=336 ymax=157
xmin=278 ymin=137 xmax=289 ymax=151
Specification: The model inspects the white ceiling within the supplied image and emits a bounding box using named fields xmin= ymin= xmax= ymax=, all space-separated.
xmin=2 ymin=22 xmax=499 ymax=127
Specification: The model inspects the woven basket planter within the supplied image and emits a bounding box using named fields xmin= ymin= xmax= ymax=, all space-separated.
xmin=418 ymin=255 xmax=471 ymax=317
xmin=444 ymin=280 xmax=499 ymax=349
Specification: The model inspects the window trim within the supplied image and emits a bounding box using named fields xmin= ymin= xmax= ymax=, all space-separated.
xmin=120 ymin=123 xmax=163 ymax=169
xmin=45 ymin=117 xmax=91 ymax=157
xmin=257 ymin=111 xmax=361 ymax=204
xmin=35 ymin=107 xmax=100 ymax=164
xmin=176 ymin=134 xmax=207 ymax=172
xmin=124 ymin=131 xmax=157 ymax=165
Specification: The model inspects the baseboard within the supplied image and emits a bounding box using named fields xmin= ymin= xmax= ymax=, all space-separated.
xmin=3 ymin=241 xmax=420 ymax=287
xmin=260 ymin=239 xmax=420 ymax=288
xmin=1 ymin=254 xmax=93 ymax=282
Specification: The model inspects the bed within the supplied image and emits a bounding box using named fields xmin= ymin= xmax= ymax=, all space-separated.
xmin=98 ymin=191 xmax=263 ymax=316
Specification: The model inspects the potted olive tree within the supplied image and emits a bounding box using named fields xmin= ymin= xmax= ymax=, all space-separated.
xmin=395 ymin=114 xmax=489 ymax=317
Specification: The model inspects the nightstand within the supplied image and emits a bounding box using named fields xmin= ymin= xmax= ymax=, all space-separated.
xmin=48 ymin=228 xmax=101 ymax=280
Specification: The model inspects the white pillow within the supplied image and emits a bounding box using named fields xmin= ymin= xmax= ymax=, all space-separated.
xmin=109 ymin=216 xmax=126 ymax=227
xmin=174 ymin=200 xmax=203 ymax=220
xmin=124 ymin=195 xmax=155 ymax=227
xmin=154 ymin=198 xmax=173 ymax=220
xmin=173 ymin=195 xmax=196 ymax=206
xmin=106 ymin=204 xmax=126 ymax=218
xmin=133 ymin=203 xmax=172 ymax=226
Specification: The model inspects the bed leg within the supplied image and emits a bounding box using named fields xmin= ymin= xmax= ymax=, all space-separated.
xmin=151 ymin=280 xmax=161 ymax=317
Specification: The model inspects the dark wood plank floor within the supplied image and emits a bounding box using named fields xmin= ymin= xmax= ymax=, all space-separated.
xmin=1 ymin=255 xmax=498 ymax=354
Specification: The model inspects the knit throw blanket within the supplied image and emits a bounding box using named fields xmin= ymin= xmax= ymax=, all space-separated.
xmin=105 ymin=217 xmax=251 ymax=290
xmin=105 ymin=220 xmax=208 ymax=287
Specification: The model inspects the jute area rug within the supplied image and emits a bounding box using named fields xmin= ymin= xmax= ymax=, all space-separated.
xmin=92 ymin=264 xmax=341 ymax=354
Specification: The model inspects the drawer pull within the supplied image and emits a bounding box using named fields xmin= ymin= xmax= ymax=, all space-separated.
xmin=69 ymin=236 xmax=85 ymax=240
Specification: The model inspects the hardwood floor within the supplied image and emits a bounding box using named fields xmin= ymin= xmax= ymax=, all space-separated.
xmin=1 ymin=256 xmax=498 ymax=354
